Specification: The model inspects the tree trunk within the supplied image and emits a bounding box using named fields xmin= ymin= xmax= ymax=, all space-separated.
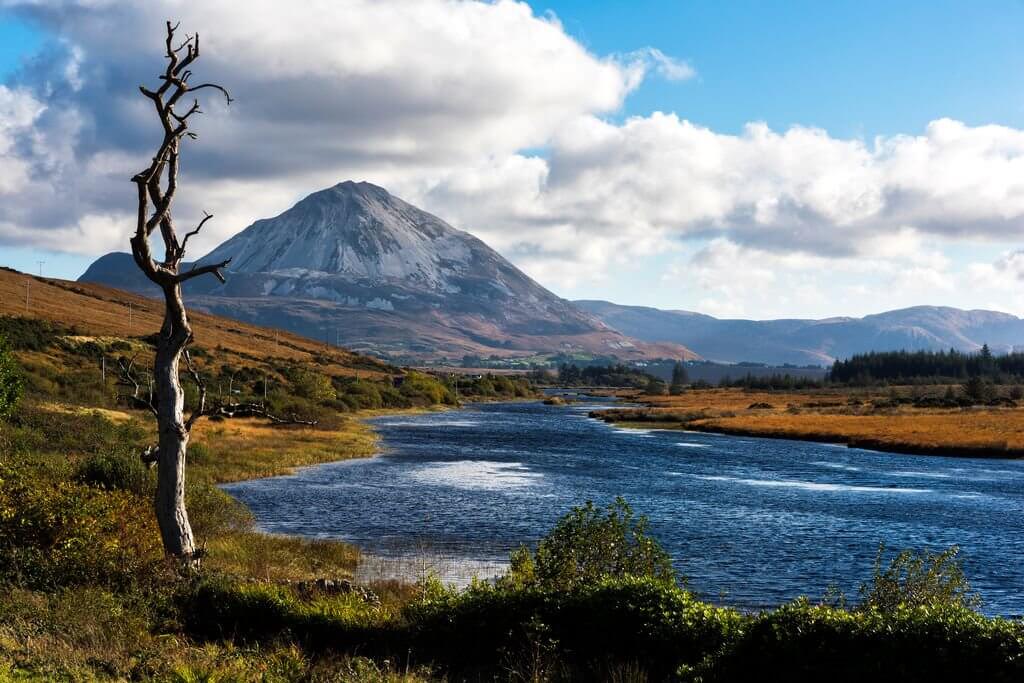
xmin=127 ymin=22 xmax=232 ymax=566
xmin=153 ymin=284 xmax=197 ymax=564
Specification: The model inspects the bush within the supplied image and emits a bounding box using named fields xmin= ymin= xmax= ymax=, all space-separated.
xmin=186 ymin=483 xmax=254 ymax=540
xmin=963 ymin=376 xmax=996 ymax=404
xmin=399 ymin=371 xmax=455 ymax=406
xmin=0 ymin=316 xmax=64 ymax=351
xmin=76 ymin=450 xmax=153 ymax=496
xmin=859 ymin=544 xmax=980 ymax=612
xmin=0 ymin=459 xmax=163 ymax=590
xmin=503 ymin=497 xmax=677 ymax=592
xmin=0 ymin=334 xmax=23 ymax=420
xmin=695 ymin=599 xmax=1024 ymax=682
xmin=291 ymin=370 xmax=336 ymax=403
xmin=408 ymin=577 xmax=741 ymax=680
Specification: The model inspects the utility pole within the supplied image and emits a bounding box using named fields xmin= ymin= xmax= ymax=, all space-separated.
xmin=24 ymin=279 xmax=29 ymax=314
xmin=101 ymin=356 xmax=106 ymax=385
xmin=37 ymin=261 xmax=44 ymax=277
xmin=127 ymin=302 xmax=133 ymax=331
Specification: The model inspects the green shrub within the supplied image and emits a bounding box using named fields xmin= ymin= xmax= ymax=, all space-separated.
xmin=76 ymin=450 xmax=153 ymax=496
xmin=291 ymin=369 xmax=336 ymax=403
xmin=0 ymin=335 xmax=23 ymax=420
xmin=3 ymin=404 xmax=146 ymax=459
xmin=694 ymin=600 xmax=1024 ymax=682
xmin=859 ymin=544 xmax=980 ymax=612
xmin=0 ymin=316 xmax=64 ymax=351
xmin=504 ymin=497 xmax=677 ymax=591
xmin=0 ymin=460 xmax=163 ymax=590
xmin=186 ymin=484 xmax=254 ymax=540
xmin=398 ymin=372 xmax=455 ymax=406
xmin=408 ymin=577 xmax=740 ymax=680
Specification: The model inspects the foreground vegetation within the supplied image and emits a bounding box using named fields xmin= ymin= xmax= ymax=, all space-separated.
xmin=2 ymin=308 xmax=1024 ymax=679
xmin=1 ymin=403 xmax=1021 ymax=681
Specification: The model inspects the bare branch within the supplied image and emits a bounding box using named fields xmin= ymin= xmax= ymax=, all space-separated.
xmin=177 ymin=258 xmax=232 ymax=284
xmin=186 ymin=82 xmax=233 ymax=105
xmin=210 ymin=402 xmax=319 ymax=426
xmin=116 ymin=355 xmax=158 ymax=417
xmin=178 ymin=211 xmax=213 ymax=260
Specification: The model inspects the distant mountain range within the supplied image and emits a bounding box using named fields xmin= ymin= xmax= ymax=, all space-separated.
xmin=80 ymin=181 xmax=693 ymax=362
xmin=575 ymin=300 xmax=1024 ymax=366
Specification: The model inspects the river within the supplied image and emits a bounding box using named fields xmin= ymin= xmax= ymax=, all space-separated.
xmin=223 ymin=398 xmax=1024 ymax=615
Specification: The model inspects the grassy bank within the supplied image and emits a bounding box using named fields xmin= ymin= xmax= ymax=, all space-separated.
xmin=592 ymin=387 xmax=1024 ymax=458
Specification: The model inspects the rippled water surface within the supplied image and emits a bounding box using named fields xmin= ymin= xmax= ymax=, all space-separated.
xmin=223 ymin=399 xmax=1024 ymax=614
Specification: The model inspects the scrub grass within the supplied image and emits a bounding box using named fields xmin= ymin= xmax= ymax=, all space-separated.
xmin=189 ymin=415 xmax=380 ymax=485
xmin=594 ymin=387 xmax=1024 ymax=458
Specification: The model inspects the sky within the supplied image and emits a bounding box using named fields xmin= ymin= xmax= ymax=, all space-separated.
xmin=0 ymin=0 xmax=1023 ymax=319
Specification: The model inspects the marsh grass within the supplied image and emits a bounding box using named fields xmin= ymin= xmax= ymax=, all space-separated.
xmin=189 ymin=416 xmax=379 ymax=484
xmin=204 ymin=531 xmax=360 ymax=582
xmin=598 ymin=387 xmax=1024 ymax=457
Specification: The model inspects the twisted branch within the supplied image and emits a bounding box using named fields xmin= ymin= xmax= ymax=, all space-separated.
xmin=116 ymin=355 xmax=158 ymax=417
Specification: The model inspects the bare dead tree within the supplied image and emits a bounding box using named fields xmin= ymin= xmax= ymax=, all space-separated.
xmin=129 ymin=21 xmax=233 ymax=567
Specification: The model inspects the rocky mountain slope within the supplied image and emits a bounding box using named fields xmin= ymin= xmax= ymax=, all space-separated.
xmin=80 ymin=182 xmax=694 ymax=362
xmin=576 ymin=300 xmax=1024 ymax=366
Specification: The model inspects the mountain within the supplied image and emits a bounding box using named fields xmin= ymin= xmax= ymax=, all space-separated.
xmin=80 ymin=182 xmax=694 ymax=362
xmin=575 ymin=300 xmax=1024 ymax=366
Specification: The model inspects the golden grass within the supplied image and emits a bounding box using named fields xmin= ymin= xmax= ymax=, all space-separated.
xmin=38 ymin=401 xmax=134 ymax=423
xmin=189 ymin=415 xmax=380 ymax=484
xmin=204 ymin=531 xmax=361 ymax=581
xmin=599 ymin=388 xmax=1024 ymax=458
xmin=694 ymin=410 xmax=1024 ymax=454
xmin=0 ymin=267 xmax=391 ymax=379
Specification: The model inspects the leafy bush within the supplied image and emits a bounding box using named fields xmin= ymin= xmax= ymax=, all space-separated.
xmin=0 ymin=316 xmax=64 ymax=351
xmin=503 ymin=497 xmax=677 ymax=592
xmin=399 ymin=371 xmax=455 ymax=406
xmin=0 ymin=459 xmax=163 ymax=590
xmin=0 ymin=334 xmax=23 ymax=420
xmin=695 ymin=599 xmax=1024 ymax=682
xmin=76 ymin=450 xmax=153 ymax=496
xmin=186 ymin=483 xmax=254 ymax=540
xmin=409 ymin=577 xmax=741 ymax=680
xmin=859 ymin=544 xmax=980 ymax=612
xmin=291 ymin=369 xmax=336 ymax=403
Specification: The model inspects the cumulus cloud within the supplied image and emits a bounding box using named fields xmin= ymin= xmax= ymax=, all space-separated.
xmin=0 ymin=0 xmax=654 ymax=254
xmin=1 ymin=0 xmax=1024 ymax=315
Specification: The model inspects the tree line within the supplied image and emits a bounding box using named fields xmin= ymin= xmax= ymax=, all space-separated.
xmin=828 ymin=345 xmax=1024 ymax=385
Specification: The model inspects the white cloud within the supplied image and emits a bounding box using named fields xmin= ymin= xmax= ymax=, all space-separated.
xmin=622 ymin=48 xmax=697 ymax=82
xmin=1 ymin=0 xmax=1024 ymax=318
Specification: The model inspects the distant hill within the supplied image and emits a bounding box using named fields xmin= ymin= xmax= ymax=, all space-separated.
xmin=575 ymin=300 xmax=1024 ymax=366
xmin=80 ymin=181 xmax=695 ymax=363
xmin=0 ymin=266 xmax=391 ymax=377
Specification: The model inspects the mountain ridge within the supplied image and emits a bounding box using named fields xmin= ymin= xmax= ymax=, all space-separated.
xmin=80 ymin=182 xmax=696 ymax=362
xmin=575 ymin=300 xmax=1024 ymax=366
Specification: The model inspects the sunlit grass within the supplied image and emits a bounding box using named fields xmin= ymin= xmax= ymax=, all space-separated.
xmin=204 ymin=531 xmax=360 ymax=582
xmin=599 ymin=387 xmax=1024 ymax=456
xmin=189 ymin=415 xmax=380 ymax=484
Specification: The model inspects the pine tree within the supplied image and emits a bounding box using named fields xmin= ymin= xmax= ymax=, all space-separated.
xmin=669 ymin=361 xmax=689 ymax=395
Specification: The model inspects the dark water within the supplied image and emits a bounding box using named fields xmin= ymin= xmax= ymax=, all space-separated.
xmin=223 ymin=399 xmax=1024 ymax=615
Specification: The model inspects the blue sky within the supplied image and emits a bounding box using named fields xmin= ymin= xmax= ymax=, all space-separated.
xmin=542 ymin=0 xmax=1024 ymax=136
xmin=1 ymin=2 xmax=1023 ymax=318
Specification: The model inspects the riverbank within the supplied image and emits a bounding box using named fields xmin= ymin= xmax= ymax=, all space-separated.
xmin=7 ymin=396 xmax=1024 ymax=679
xmin=591 ymin=387 xmax=1024 ymax=459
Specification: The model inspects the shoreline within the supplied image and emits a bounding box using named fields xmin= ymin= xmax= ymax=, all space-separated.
xmin=599 ymin=416 xmax=1024 ymax=461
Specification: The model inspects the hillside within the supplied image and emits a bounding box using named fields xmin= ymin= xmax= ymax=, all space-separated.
xmin=576 ymin=300 xmax=1024 ymax=365
xmin=81 ymin=181 xmax=696 ymax=363
xmin=0 ymin=265 xmax=389 ymax=377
